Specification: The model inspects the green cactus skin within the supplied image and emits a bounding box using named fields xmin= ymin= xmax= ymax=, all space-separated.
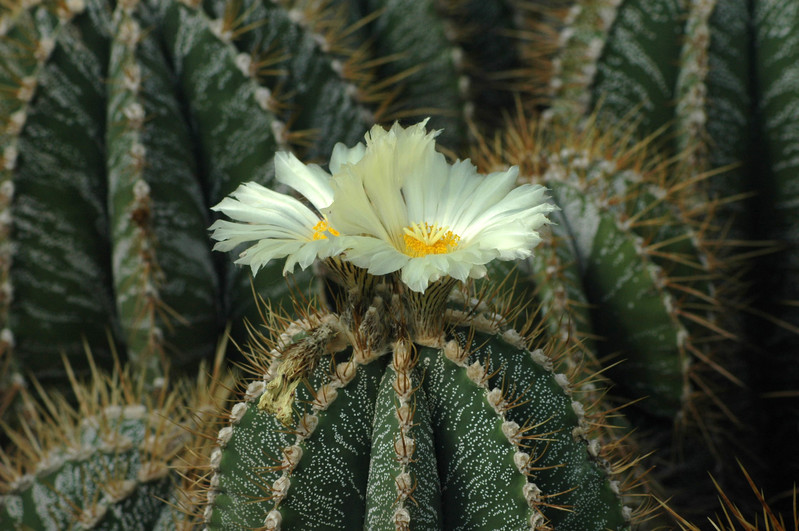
xmin=197 ymin=0 xmax=374 ymax=162
xmin=751 ymin=0 xmax=799 ymax=508
xmin=3 ymin=0 xmax=799 ymax=527
xmin=0 ymin=405 xmax=176 ymax=530
xmin=204 ymin=300 xmax=631 ymax=531
xmin=360 ymin=0 xmax=468 ymax=149
xmin=1 ymin=0 xmax=122 ymax=384
xmin=0 ymin=345 xmax=230 ymax=531
xmin=106 ymin=0 xmax=220 ymax=379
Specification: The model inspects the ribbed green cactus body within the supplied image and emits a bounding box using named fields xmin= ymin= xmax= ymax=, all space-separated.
xmin=685 ymin=0 xmax=752 ymax=179
xmin=363 ymin=0 xmax=467 ymax=148
xmin=0 ymin=407 xmax=175 ymax=530
xmin=3 ymin=2 xmax=121 ymax=381
xmin=548 ymin=179 xmax=685 ymax=416
xmin=206 ymin=324 xmax=627 ymax=530
xmin=107 ymin=0 xmax=220 ymax=374
xmin=366 ymin=363 xmax=441 ymax=529
xmin=199 ymin=0 xmax=372 ymax=162
xmin=161 ymin=0 xmax=304 ymax=334
xmin=590 ymin=0 xmax=686 ymax=139
xmin=752 ymin=0 xmax=799 ymax=502
xmin=209 ymin=348 xmax=385 ymax=529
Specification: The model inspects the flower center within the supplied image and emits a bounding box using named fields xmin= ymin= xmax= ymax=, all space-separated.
xmin=402 ymin=222 xmax=460 ymax=257
xmin=312 ymin=219 xmax=339 ymax=240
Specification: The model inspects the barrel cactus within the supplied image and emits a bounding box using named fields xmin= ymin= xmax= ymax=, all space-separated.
xmin=199 ymin=119 xmax=637 ymax=529
xmin=1 ymin=0 xmax=799 ymax=528
xmin=0 ymin=349 xmax=230 ymax=530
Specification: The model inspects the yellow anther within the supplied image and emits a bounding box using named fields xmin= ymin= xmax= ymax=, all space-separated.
xmin=311 ymin=219 xmax=339 ymax=240
xmin=402 ymin=222 xmax=460 ymax=257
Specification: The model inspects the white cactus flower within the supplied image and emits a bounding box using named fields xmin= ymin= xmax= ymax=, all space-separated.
xmin=326 ymin=120 xmax=557 ymax=292
xmin=209 ymin=151 xmax=343 ymax=275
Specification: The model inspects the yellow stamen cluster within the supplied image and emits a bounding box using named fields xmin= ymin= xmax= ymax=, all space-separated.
xmin=402 ymin=222 xmax=460 ymax=257
xmin=311 ymin=219 xmax=339 ymax=240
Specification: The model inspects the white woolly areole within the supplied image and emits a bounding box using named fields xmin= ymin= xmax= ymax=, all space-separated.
xmin=264 ymin=509 xmax=282 ymax=530
xmin=514 ymin=451 xmax=530 ymax=473
xmin=235 ymin=53 xmax=252 ymax=77
xmin=246 ymin=380 xmax=266 ymax=401
xmin=501 ymin=420 xmax=521 ymax=443
xmin=210 ymin=448 xmax=222 ymax=469
xmin=530 ymin=349 xmax=552 ymax=371
xmin=217 ymin=426 xmax=233 ymax=446
xmin=501 ymin=328 xmax=526 ymax=348
xmin=523 ymin=482 xmax=542 ymax=504
xmin=486 ymin=388 xmax=504 ymax=412
xmin=313 ymin=383 xmax=338 ymax=410
xmin=230 ymin=402 xmax=247 ymax=423
xmin=394 ymin=404 xmax=413 ymax=428
xmin=393 ymin=435 xmax=415 ymax=463
xmin=297 ymin=414 xmax=318 ymax=438
xmin=271 ymin=476 xmax=291 ymax=502
xmin=282 ymin=445 xmax=303 ymax=469
xmin=395 ymin=471 xmax=413 ymax=493
xmin=393 ymin=507 xmax=411 ymax=525
xmin=588 ymin=438 xmax=601 ymax=457
xmin=623 ymin=506 xmax=633 ymax=521
xmin=2 ymin=146 xmax=17 ymax=171
xmin=554 ymin=373 xmax=570 ymax=391
xmin=334 ymin=361 xmax=357 ymax=385
xmin=466 ymin=361 xmax=486 ymax=386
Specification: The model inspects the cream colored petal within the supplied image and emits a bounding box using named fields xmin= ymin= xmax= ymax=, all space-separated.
xmin=329 ymin=141 xmax=366 ymax=174
xmin=327 ymin=171 xmax=394 ymax=242
xmin=274 ymin=151 xmax=334 ymax=209
xmin=340 ymin=236 xmax=410 ymax=275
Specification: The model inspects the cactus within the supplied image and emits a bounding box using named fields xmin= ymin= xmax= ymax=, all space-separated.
xmin=199 ymin=279 xmax=634 ymax=530
xmin=2 ymin=0 xmax=799 ymax=528
xmin=519 ymin=0 xmax=799 ymax=516
xmin=0 ymin=347 xmax=230 ymax=530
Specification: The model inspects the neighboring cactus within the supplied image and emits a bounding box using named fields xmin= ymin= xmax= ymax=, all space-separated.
xmin=519 ymin=0 xmax=799 ymax=516
xmin=0 ymin=348 xmax=230 ymax=530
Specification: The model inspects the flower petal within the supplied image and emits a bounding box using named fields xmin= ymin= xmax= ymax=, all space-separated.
xmin=274 ymin=151 xmax=334 ymax=209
